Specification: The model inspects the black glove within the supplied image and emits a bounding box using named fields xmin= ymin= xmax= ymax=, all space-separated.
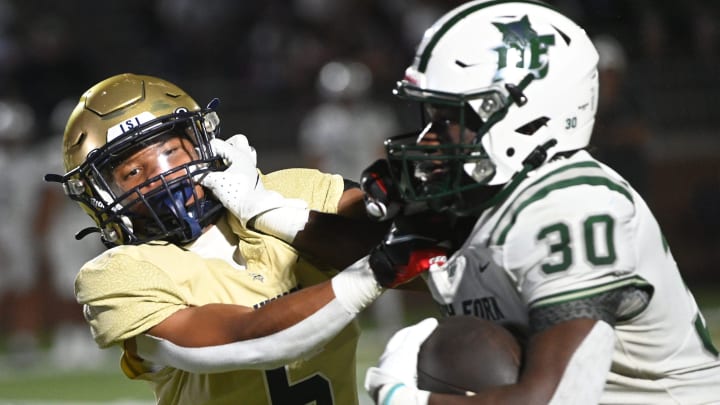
xmin=368 ymin=224 xmax=449 ymax=288
xmin=361 ymin=159 xmax=403 ymax=221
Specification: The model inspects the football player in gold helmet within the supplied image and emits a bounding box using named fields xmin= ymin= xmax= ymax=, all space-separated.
xmin=46 ymin=73 xmax=400 ymax=405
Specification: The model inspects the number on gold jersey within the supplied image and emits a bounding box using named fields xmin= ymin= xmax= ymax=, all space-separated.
xmin=265 ymin=367 xmax=333 ymax=404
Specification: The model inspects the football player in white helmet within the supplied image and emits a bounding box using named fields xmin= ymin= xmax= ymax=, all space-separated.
xmin=45 ymin=73 xmax=406 ymax=405
xmin=363 ymin=1 xmax=720 ymax=404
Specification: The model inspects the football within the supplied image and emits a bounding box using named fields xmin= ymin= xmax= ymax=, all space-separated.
xmin=417 ymin=316 xmax=523 ymax=395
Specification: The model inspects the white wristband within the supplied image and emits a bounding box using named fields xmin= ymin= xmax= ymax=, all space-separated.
xmin=331 ymin=256 xmax=383 ymax=314
xmin=252 ymin=204 xmax=310 ymax=243
xmin=378 ymin=383 xmax=431 ymax=405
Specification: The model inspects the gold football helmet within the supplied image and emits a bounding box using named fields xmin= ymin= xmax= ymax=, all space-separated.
xmin=46 ymin=73 xmax=225 ymax=246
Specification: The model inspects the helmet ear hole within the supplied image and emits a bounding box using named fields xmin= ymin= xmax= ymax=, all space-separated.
xmin=506 ymin=148 xmax=515 ymax=157
xmin=515 ymin=117 xmax=550 ymax=135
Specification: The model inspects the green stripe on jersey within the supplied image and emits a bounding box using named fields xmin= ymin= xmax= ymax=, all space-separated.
xmin=418 ymin=0 xmax=557 ymax=72
xmin=530 ymin=275 xmax=651 ymax=309
xmin=489 ymin=160 xmax=633 ymax=246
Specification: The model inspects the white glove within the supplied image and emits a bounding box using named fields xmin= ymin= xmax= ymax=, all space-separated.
xmin=201 ymin=135 xmax=309 ymax=238
xmin=364 ymin=317 xmax=438 ymax=405
xmin=203 ymin=134 xmax=259 ymax=193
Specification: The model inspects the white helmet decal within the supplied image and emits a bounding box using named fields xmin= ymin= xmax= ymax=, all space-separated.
xmin=492 ymin=15 xmax=555 ymax=80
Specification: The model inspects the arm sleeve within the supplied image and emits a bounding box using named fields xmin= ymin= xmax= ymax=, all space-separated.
xmin=135 ymin=256 xmax=381 ymax=372
xmin=136 ymin=298 xmax=354 ymax=372
xmin=529 ymin=286 xmax=651 ymax=333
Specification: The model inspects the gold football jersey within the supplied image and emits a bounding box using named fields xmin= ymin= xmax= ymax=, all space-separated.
xmin=75 ymin=168 xmax=362 ymax=405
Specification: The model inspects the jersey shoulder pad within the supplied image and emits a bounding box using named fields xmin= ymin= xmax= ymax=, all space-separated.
xmin=489 ymin=157 xmax=634 ymax=246
xmin=262 ymin=168 xmax=344 ymax=213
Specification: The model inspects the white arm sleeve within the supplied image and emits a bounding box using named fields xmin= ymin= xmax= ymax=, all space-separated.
xmin=549 ymin=321 xmax=615 ymax=405
xmin=136 ymin=299 xmax=352 ymax=372
xmin=136 ymin=256 xmax=382 ymax=373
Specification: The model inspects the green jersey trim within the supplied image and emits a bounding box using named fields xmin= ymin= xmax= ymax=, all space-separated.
xmin=489 ymin=161 xmax=634 ymax=246
xmin=529 ymin=275 xmax=652 ymax=313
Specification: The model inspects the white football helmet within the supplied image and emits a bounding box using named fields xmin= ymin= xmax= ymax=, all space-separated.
xmin=386 ymin=0 xmax=599 ymax=214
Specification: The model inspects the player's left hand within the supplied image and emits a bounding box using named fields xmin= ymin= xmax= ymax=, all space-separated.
xmin=364 ymin=318 xmax=438 ymax=404
xmin=203 ymin=134 xmax=260 ymax=193
xmin=201 ymin=135 xmax=308 ymax=227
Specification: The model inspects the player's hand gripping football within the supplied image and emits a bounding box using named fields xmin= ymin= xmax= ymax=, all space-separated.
xmin=364 ymin=318 xmax=438 ymax=405
xmin=200 ymin=134 xmax=307 ymax=227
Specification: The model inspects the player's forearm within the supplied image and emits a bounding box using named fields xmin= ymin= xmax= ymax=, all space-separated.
xmin=292 ymin=211 xmax=391 ymax=269
xmin=243 ymin=255 xmax=381 ymax=332
xmin=136 ymin=298 xmax=356 ymax=371
xmin=252 ymin=207 xmax=390 ymax=270
xmin=137 ymin=257 xmax=382 ymax=372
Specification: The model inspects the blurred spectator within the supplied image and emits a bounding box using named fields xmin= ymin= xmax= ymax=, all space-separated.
xmin=37 ymin=99 xmax=107 ymax=369
xmin=0 ymin=96 xmax=107 ymax=369
xmin=0 ymin=97 xmax=42 ymax=367
xmin=299 ymin=60 xmax=398 ymax=182
xmin=591 ymin=34 xmax=653 ymax=196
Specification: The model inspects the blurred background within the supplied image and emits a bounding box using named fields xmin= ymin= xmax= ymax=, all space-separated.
xmin=0 ymin=0 xmax=718 ymax=403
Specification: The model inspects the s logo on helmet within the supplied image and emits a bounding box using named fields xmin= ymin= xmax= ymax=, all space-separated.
xmin=492 ymin=15 xmax=555 ymax=79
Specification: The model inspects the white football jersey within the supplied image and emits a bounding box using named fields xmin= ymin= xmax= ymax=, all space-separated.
xmin=424 ymin=150 xmax=720 ymax=404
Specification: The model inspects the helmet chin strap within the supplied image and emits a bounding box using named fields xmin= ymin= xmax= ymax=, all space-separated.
xmin=522 ymin=138 xmax=558 ymax=170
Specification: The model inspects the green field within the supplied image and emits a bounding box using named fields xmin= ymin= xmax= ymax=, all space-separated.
xmin=0 ymin=286 xmax=718 ymax=404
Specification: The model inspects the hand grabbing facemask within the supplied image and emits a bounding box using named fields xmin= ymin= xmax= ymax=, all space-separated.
xmin=201 ymin=135 xmax=309 ymax=242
